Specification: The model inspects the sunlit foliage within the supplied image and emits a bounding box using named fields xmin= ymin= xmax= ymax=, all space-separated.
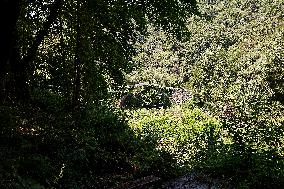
xmin=127 ymin=0 xmax=284 ymax=187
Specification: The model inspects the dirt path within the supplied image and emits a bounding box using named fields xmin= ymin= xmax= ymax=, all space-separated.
xmin=161 ymin=172 xmax=235 ymax=189
xmin=111 ymin=172 xmax=235 ymax=189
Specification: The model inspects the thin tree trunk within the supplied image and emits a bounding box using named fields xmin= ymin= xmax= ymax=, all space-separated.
xmin=72 ymin=1 xmax=82 ymax=110
xmin=1 ymin=0 xmax=63 ymax=104
xmin=18 ymin=0 xmax=63 ymax=101
xmin=22 ymin=0 xmax=63 ymax=70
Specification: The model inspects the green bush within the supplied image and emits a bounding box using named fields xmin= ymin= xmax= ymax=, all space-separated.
xmin=126 ymin=102 xmax=221 ymax=175
xmin=126 ymin=0 xmax=284 ymax=187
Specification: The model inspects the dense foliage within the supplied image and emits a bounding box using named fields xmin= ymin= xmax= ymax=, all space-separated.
xmin=0 ymin=0 xmax=198 ymax=188
xmin=1 ymin=0 xmax=284 ymax=188
xmin=126 ymin=0 xmax=284 ymax=188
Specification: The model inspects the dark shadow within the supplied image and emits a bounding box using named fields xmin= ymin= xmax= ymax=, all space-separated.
xmin=0 ymin=101 xmax=181 ymax=188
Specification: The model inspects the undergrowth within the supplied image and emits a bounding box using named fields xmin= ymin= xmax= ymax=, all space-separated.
xmin=125 ymin=101 xmax=284 ymax=188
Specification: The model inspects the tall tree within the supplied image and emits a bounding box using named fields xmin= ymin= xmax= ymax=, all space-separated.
xmin=0 ymin=0 xmax=63 ymax=103
xmin=1 ymin=0 xmax=198 ymax=106
xmin=0 ymin=0 xmax=20 ymax=102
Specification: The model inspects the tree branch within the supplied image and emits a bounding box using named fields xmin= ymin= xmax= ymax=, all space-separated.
xmin=22 ymin=0 xmax=63 ymax=69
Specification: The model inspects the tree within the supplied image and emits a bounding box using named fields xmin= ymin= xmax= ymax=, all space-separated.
xmin=128 ymin=1 xmax=284 ymax=187
xmin=0 ymin=0 xmax=198 ymax=107
xmin=0 ymin=1 xmax=199 ymax=188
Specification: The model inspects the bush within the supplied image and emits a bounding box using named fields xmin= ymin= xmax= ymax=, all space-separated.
xmin=126 ymin=102 xmax=221 ymax=175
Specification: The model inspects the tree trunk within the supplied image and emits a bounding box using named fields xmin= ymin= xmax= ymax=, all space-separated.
xmin=72 ymin=1 xmax=82 ymax=110
xmin=0 ymin=0 xmax=63 ymax=103
xmin=19 ymin=0 xmax=63 ymax=101
xmin=0 ymin=0 xmax=20 ymax=103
